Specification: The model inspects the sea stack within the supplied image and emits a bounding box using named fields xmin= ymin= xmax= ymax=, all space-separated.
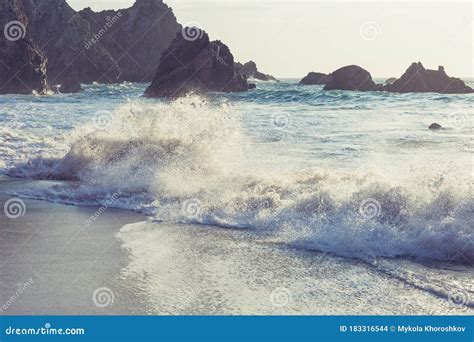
xmin=323 ymin=65 xmax=380 ymax=91
xmin=145 ymin=29 xmax=250 ymax=98
xmin=383 ymin=62 xmax=473 ymax=94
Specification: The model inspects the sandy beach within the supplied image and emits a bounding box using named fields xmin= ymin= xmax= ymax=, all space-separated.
xmin=0 ymin=176 xmax=149 ymax=315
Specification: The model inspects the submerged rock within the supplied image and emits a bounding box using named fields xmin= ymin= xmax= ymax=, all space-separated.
xmin=145 ymin=30 xmax=250 ymax=98
xmin=299 ymin=72 xmax=332 ymax=85
xmin=234 ymin=61 xmax=278 ymax=82
xmin=428 ymin=123 xmax=442 ymax=130
xmin=324 ymin=65 xmax=379 ymax=91
xmin=384 ymin=62 xmax=473 ymax=94
xmin=0 ymin=0 xmax=48 ymax=94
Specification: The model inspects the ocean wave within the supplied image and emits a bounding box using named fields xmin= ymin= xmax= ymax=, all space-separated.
xmin=5 ymin=96 xmax=473 ymax=263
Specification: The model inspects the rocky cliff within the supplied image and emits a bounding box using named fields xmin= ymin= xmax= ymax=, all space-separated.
xmin=21 ymin=0 xmax=119 ymax=86
xmin=0 ymin=0 xmax=48 ymax=94
xmin=145 ymin=30 xmax=250 ymax=98
xmin=78 ymin=0 xmax=181 ymax=82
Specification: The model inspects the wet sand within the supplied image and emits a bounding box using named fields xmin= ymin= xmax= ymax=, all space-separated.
xmin=0 ymin=177 xmax=148 ymax=315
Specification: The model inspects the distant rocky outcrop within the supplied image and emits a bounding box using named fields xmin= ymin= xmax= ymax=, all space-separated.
xmin=324 ymin=65 xmax=380 ymax=91
xmin=0 ymin=0 xmax=48 ymax=94
xmin=145 ymin=30 xmax=250 ymax=98
xmin=234 ymin=61 xmax=277 ymax=82
xmin=384 ymin=77 xmax=397 ymax=85
xmin=383 ymin=62 xmax=473 ymax=94
xmin=78 ymin=0 xmax=181 ymax=82
xmin=299 ymin=72 xmax=332 ymax=85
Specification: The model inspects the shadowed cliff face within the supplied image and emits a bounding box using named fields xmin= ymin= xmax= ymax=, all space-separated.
xmin=1 ymin=0 xmax=180 ymax=89
xmin=78 ymin=0 xmax=181 ymax=82
xmin=0 ymin=0 xmax=48 ymax=94
xmin=145 ymin=30 xmax=249 ymax=98
xmin=21 ymin=0 xmax=120 ymax=85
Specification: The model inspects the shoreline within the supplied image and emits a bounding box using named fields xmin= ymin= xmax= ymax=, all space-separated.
xmin=0 ymin=176 xmax=149 ymax=315
xmin=1 ymin=176 xmax=472 ymax=315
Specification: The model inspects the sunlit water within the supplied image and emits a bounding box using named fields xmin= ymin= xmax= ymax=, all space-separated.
xmin=0 ymin=79 xmax=473 ymax=313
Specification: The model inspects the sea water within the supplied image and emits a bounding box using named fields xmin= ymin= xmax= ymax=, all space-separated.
xmin=0 ymin=80 xmax=473 ymax=313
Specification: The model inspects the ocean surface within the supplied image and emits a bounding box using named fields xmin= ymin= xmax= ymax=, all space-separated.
xmin=0 ymin=79 xmax=473 ymax=313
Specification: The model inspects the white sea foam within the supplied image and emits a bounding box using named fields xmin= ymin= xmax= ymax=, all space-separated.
xmin=5 ymin=95 xmax=473 ymax=262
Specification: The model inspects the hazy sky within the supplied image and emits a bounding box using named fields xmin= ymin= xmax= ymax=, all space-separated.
xmin=68 ymin=0 xmax=473 ymax=78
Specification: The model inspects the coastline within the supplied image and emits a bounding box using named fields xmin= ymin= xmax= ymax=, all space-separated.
xmin=1 ymin=176 xmax=472 ymax=315
xmin=0 ymin=176 xmax=149 ymax=315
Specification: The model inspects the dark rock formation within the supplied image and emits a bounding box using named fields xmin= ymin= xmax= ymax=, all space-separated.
xmin=234 ymin=61 xmax=277 ymax=81
xmin=248 ymin=83 xmax=256 ymax=90
xmin=145 ymin=30 xmax=250 ymax=98
xmin=384 ymin=77 xmax=397 ymax=85
xmin=0 ymin=0 xmax=48 ymax=94
xmin=299 ymin=72 xmax=332 ymax=85
xmin=1 ymin=0 xmax=180 ymax=89
xmin=428 ymin=123 xmax=442 ymax=130
xmin=59 ymin=78 xmax=83 ymax=93
xmin=21 ymin=0 xmax=120 ymax=85
xmin=324 ymin=65 xmax=380 ymax=91
xmin=383 ymin=62 xmax=473 ymax=94
xmin=78 ymin=0 xmax=181 ymax=82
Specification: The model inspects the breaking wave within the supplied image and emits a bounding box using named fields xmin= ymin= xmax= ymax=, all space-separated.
xmin=5 ymin=96 xmax=473 ymax=263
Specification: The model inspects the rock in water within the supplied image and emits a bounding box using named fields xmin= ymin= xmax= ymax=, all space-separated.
xmin=234 ymin=61 xmax=278 ymax=81
xmin=428 ymin=123 xmax=442 ymax=130
xmin=0 ymin=0 xmax=48 ymax=94
xmin=145 ymin=30 xmax=249 ymax=98
xmin=384 ymin=62 xmax=473 ymax=94
xmin=323 ymin=65 xmax=380 ymax=91
xmin=78 ymin=0 xmax=181 ymax=82
xmin=299 ymin=72 xmax=332 ymax=85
